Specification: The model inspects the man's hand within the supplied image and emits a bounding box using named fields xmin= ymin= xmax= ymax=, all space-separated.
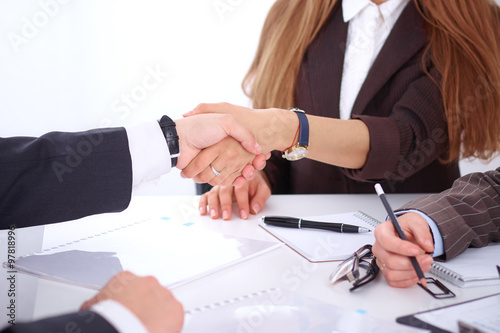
xmin=80 ymin=271 xmax=184 ymax=333
xmin=372 ymin=213 xmax=435 ymax=288
xmin=174 ymin=114 xmax=267 ymax=185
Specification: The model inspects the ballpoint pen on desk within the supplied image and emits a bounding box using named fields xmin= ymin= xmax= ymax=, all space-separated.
xmin=374 ymin=183 xmax=428 ymax=287
xmin=262 ymin=216 xmax=371 ymax=233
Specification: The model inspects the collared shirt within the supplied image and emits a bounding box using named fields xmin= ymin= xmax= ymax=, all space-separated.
xmin=339 ymin=0 xmax=410 ymax=119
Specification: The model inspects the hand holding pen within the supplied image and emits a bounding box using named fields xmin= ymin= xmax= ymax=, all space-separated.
xmin=373 ymin=184 xmax=432 ymax=287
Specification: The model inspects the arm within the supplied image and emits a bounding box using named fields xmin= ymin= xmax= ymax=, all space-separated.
xmin=398 ymin=167 xmax=500 ymax=260
xmin=0 ymin=128 xmax=133 ymax=229
xmin=373 ymin=168 xmax=500 ymax=287
xmin=1 ymin=271 xmax=184 ymax=333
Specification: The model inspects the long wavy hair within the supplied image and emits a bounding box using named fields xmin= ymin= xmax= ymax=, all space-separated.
xmin=243 ymin=0 xmax=500 ymax=162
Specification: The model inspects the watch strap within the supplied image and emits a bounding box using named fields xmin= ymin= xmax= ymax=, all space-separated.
xmin=158 ymin=115 xmax=179 ymax=168
xmin=294 ymin=110 xmax=309 ymax=147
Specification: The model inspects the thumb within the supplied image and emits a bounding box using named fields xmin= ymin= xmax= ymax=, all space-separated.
xmin=184 ymin=102 xmax=236 ymax=117
xmin=221 ymin=115 xmax=262 ymax=155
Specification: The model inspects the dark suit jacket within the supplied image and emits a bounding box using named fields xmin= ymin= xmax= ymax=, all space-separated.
xmin=264 ymin=0 xmax=460 ymax=194
xmin=0 ymin=128 xmax=132 ymax=228
xmin=0 ymin=128 xmax=133 ymax=332
xmin=399 ymin=167 xmax=500 ymax=260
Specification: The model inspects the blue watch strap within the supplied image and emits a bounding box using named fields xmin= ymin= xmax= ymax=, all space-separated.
xmin=294 ymin=110 xmax=309 ymax=146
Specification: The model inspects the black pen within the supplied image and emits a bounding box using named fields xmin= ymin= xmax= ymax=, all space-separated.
xmin=375 ymin=183 xmax=427 ymax=287
xmin=262 ymin=216 xmax=370 ymax=233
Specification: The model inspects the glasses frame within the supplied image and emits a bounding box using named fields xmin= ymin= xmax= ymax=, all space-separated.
xmin=329 ymin=244 xmax=380 ymax=292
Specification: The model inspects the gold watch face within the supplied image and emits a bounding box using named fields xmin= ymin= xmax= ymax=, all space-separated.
xmin=283 ymin=146 xmax=308 ymax=161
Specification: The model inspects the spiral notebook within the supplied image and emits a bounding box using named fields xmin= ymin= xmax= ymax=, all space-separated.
xmin=430 ymin=242 xmax=500 ymax=288
xmin=259 ymin=211 xmax=380 ymax=262
xmin=183 ymin=288 xmax=423 ymax=333
xmin=4 ymin=217 xmax=281 ymax=289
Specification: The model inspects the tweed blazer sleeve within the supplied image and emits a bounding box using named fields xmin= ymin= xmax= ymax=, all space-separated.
xmin=0 ymin=128 xmax=133 ymax=229
xmin=397 ymin=168 xmax=500 ymax=260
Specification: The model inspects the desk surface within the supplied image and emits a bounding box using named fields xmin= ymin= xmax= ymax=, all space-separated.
xmin=2 ymin=194 xmax=498 ymax=330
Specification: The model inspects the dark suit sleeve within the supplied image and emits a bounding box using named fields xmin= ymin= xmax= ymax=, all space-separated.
xmin=348 ymin=65 xmax=448 ymax=182
xmin=398 ymin=167 xmax=500 ymax=260
xmin=1 ymin=311 xmax=118 ymax=333
xmin=0 ymin=128 xmax=133 ymax=229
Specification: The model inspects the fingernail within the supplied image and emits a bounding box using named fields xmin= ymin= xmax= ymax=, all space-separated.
xmin=210 ymin=209 xmax=216 ymax=219
xmin=258 ymin=161 xmax=266 ymax=169
xmin=240 ymin=210 xmax=248 ymax=219
xmin=183 ymin=110 xmax=194 ymax=116
xmin=180 ymin=172 xmax=187 ymax=178
xmin=255 ymin=142 xmax=261 ymax=153
xmin=247 ymin=170 xmax=254 ymax=179
xmin=222 ymin=210 xmax=229 ymax=220
xmin=199 ymin=207 xmax=205 ymax=215
xmin=252 ymin=203 xmax=260 ymax=214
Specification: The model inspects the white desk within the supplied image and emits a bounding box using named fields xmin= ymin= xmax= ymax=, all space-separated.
xmin=1 ymin=194 xmax=499 ymax=330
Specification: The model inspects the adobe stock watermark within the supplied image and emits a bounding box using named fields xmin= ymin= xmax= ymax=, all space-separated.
xmin=7 ymin=0 xmax=73 ymax=54
xmin=212 ymin=0 xmax=244 ymax=21
xmin=6 ymin=226 xmax=17 ymax=326
xmin=100 ymin=64 xmax=169 ymax=127
xmin=383 ymin=73 xmax=500 ymax=191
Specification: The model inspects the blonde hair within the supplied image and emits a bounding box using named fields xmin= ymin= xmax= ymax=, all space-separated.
xmin=244 ymin=0 xmax=500 ymax=162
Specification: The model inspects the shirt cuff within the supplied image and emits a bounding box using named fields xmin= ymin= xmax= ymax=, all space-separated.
xmin=395 ymin=210 xmax=445 ymax=257
xmin=125 ymin=120 xmax=171 ymax=189
xmin=91 ymin=300 xmax=148 ymax=333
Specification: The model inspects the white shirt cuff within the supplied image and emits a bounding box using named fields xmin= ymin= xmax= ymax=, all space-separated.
xmin=125 ymin=120 xmax=171 ymax=189
xmin=395 ymin=210 xmax=445 ymax=257
xmin=91 ymin=299 xmax=148 ymax=333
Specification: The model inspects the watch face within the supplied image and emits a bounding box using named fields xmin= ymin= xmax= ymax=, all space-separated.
xmin=286 ymin=148 xmax=308 ymax=161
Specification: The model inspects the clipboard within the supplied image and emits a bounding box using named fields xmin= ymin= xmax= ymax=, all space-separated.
xmin=397 ymin=293 xmax=500 ymax=333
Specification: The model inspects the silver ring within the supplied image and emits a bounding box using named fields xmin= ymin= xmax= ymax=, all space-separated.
xmin=210 ymin=165 xmax=221 ymax=177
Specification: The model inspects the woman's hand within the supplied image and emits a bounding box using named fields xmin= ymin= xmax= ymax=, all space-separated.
xmin=199 ymin=170 xmax=272 ymax=220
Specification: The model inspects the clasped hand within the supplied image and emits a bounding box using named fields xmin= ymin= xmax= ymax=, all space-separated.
xmin=174 ymin=112 xmax=270 ymax=187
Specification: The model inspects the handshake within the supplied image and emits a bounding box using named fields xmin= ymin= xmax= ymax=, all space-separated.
xmin=173 ymin=102 xmax=285 ymax=187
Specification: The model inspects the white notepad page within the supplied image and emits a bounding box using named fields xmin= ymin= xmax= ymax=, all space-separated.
xmin=6 ymin=218 xmax=281 ymax=289
xmin=431 ymin=242 xmax=500 ymax=287
xmin=259 ymin=211 xmax=380 ymax=262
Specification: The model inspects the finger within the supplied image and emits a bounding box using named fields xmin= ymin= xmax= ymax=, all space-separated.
xmin=208 ymin=166 xmax=234 ymax=187
xmin=374 ymin=221 xmax=425 ymax=257
xmin=241 ymin=165 xmax=256 ymax=181
xmin=252 ymin=155 xmax=267 ymax=171
xmin=206 ymin=186 xmax=222 ymax=219
xmin=234 ymin=184 xmax=251 ymax=219
xmin=400 ymin=213 xmax=435 ymax=253
xmin=232 ymin=176 xmax=246 ymax=187
xmin=219 ymin=186 xmax=235 ymax=220
xmin=248 ymin=181 xmax=271 ymax=215
xmin=188 ymin=104 xmax=262 ymax=155
xmin=188 ymin=102 xmax=235 ymax=116
xmin=199 ymin=193 xmax=208 ymax=215
xmin=181 ymin=150 xmax=218 ymax=181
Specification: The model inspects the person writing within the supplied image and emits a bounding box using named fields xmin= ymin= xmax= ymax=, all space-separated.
xmin=372 ymin=167 xmax=500 ymax=288
xmin=0 ymin=113 xmax=265 ymax=332
xmin=184 ymin=0 xmax=500 ymax=220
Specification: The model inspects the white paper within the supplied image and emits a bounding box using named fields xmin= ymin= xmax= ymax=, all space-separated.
xmin=6 ymin=218 xmax=281 ymax=289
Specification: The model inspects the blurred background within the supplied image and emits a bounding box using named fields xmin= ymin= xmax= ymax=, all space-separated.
xmin=1 ymin=0 xmax=498 ymax=196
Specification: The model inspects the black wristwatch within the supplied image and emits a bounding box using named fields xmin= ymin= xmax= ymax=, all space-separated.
xmin=158 ymin=115 xmax=180 ymax=168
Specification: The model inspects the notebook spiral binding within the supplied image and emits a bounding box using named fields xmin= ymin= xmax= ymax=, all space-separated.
xmin=185 ymin=288 xmax=281 ymax=315
xmin=353 ymin=211 xmax=380 ymax=229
